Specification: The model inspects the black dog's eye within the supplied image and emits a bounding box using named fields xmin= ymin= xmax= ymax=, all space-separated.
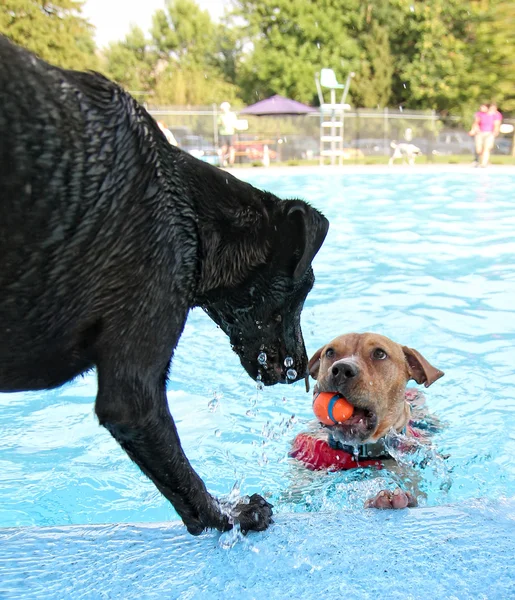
xmin=325 ymin=348 xmax=335 ymax=358
xmin=372 ymin=348 xmax=387 ymax=360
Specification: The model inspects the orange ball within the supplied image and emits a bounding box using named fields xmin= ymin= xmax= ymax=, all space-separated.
xmin=313 ymin=392 xmax=354 ymax=425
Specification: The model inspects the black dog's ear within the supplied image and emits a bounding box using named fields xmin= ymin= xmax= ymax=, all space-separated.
xmin=287 ymin=203 xmax=329 ymax=280
xmin=402 ymin=346 xmax=444 ymax=388
xmin=308 ymin=345 xmax=325 ymax=379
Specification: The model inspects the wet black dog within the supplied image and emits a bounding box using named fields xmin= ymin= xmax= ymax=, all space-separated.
xmin=0 ymin=37 xmax=328 ymax=535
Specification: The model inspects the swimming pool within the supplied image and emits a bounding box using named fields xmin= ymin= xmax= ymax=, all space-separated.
xmin=2 ymin=167 xmax=515 ymax=597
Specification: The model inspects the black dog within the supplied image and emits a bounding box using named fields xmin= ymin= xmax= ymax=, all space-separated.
xmin=0 ymin=37 xmax=329 ymax=535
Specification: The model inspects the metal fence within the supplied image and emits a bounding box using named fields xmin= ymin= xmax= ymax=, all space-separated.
xmin=148 ymin=105 xmax=514 ymax=165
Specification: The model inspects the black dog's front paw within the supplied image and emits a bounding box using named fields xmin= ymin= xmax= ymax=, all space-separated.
xmin=233 ymin=493 xmax=274 ymax=534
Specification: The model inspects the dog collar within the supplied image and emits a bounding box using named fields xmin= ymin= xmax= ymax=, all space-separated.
xmin=327 ymin=435 xmax=394 ymax=460
xmin=289 ymin=433 xmax=384 ymax=471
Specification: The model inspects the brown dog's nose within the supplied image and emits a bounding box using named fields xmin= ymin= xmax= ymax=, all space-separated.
xmin=331 ymin=360 xmax=359 ymax=385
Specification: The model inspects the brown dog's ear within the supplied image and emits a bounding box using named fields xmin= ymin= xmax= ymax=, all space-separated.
xmin=402 ymin=346 xmax=444 ymax=388
xmin=308 ymin=346 xmax=325 ymax=379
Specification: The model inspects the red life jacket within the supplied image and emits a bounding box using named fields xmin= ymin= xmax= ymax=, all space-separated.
xmin=290 ymin=389 xmax=427 ymax=471
xmin=289 ymin=432 xmax=384 ymax=471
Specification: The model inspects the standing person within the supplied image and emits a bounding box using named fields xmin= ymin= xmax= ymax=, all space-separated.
xmin=469 ymin=102 xmax=502 ymax=167
xmin=468 ymin=103 xmax=488 ymax=165
xmin=217 ymin=102 xmax=238 ymax=167
xmin=486 ymin=103 xmax=503 ymax=164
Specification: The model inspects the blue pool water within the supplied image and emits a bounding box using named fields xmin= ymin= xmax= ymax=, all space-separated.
xmin=1 ymin=167 xmax=515 ymax=599
xmin=1 ymin=168 xmax=515 ymax=529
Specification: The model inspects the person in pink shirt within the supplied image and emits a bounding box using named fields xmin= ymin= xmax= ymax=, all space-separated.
xmin=469 ymin=102 xmax=503 ymax=167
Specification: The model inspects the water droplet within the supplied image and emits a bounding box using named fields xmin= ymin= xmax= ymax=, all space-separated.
xmin=258 ymin=352 xmax=267 ymax=365
xmin=215 ymin=429 xmax=221 ymax=437
xmin=208 ymin=397 xmax=219 ymax=412
xmin=256 ymin=372 xmax=264 ymax=391
xmin=284 ymin=356 xmax=294 ymax=367
xmin=286 ymin=368 xmax=297 ymax=380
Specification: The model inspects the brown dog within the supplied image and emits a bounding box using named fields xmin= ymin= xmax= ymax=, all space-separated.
xmin=291 ymin=332 xmax=444 ymax=509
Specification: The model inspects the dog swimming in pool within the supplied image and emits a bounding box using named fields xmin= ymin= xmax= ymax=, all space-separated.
xmin=290 ymin=332 xmax=445 ymax=509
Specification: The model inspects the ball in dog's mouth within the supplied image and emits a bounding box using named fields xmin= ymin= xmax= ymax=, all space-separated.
xmin=328 ymin=406 xmax=377 ymax=444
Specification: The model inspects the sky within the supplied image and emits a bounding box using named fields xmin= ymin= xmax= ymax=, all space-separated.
xmin=82 ymin=0 xmax=229 ymax=48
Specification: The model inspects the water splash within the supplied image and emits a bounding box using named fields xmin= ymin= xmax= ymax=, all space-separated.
xmin=256 ymin=372 xmax=264 ymax=392
xmin=258 ymin=352 xmax=267 ymax=365
xmin=217 ymin=483 xmax=257 ymax=550
xmin=207 ymin=394 xmax=219 ymax=412
xmin=218 ymin=522 xmax=247 ymax=550
xmin=286 ymin=368 xmax=297 ymax=380
xmin=384 ymin=429 xmax=452 ymax=494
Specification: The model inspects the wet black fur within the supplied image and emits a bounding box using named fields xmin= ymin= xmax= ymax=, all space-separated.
xmin=0 ymin=37 xmax=329 ymax=535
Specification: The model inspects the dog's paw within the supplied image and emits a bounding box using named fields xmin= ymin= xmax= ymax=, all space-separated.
xmin=364 ymin=488 xmax=417 ymax=510
xmin=233 ymin=493 xmax=274 ymax=533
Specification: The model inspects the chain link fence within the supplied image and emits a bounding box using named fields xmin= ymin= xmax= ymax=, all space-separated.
xmin=148 ymin=105 xmax=514 ymax=165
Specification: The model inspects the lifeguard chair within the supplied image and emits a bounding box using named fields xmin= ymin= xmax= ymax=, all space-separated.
xmin=315 ymin=68 xmax=354 ymax=165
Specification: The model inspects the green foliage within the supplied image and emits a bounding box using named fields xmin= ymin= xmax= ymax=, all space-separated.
xmin=351 ymin=16 xmax=393 ymax=108
xmin=103 ymin=26 xmax=154 ymax=95
xmin=234 ymin=0 xmax=364 ymax=105
xmin=366 ymin=0 xmax=514 ymax=116
xmin=101 ymin=0 xmax=240 ymax=105
xmin=152 ymin=65 xmax=240 ymax=106
xmin=0 ymin=0 xmax=97 ymax=70
xmin=232 ymin=0 xmax=514 ymax=115
xmin=2 ymin=0 xmax=513 ymax=115
xmin=469 ymin=0 xmax=515 ymax=112
xmin=151 ymin=0 xmax=215 ymax=67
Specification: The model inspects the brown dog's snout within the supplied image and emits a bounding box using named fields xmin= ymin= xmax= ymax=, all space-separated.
xmin=330 ymin=360 xmax=359 ymax=387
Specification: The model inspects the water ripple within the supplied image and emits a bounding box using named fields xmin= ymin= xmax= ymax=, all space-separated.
xmin=1 ymin=171 xmax=515 ymax=526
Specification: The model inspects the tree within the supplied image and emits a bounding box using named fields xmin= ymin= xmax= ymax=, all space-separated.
xmin=369 ymin=0 xmax=514 ymax=116
xmin=0 ymin=0 xmax=97 ymax=70
xmin=103 ymin=26 xmax=154 ymax=97
xmin=351 ymin=8 xmax=394 ymax=108
xmin=148 ymin=0 xmax=240 ymax=105
xmin=151 ymin=0 xmax=216 ymax=68
xmin=234 ymin=0 xmax=363 ymax=105
xmin=468 ymin=0 xmax=515 ymax=113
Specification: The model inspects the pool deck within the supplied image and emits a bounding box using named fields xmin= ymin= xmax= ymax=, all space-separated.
xmin=2 ymin=498 xmax=514 ymax=599
xmin=227 ymin=164 xmax=515 ymax=180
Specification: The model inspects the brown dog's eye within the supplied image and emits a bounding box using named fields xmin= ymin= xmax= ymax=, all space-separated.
xmin=372 ymin=348 xmax=387 ymax=360
xmin=325 ymin=348 xmax=335 ymax=358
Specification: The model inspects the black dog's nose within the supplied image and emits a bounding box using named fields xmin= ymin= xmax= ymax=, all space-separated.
xmin=331 ymin=361 xmax=359 ymax=383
